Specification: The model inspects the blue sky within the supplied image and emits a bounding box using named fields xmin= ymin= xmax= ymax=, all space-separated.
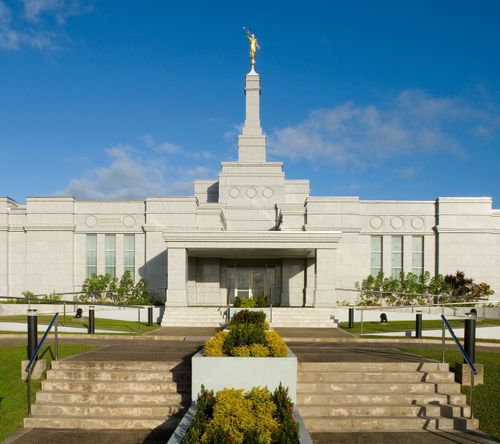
xmin=1 ymin=1 xmax=500 ymax=205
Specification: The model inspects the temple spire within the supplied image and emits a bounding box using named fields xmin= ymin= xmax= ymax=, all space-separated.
xmin=238 ymin=29 xmax=266 ymax=163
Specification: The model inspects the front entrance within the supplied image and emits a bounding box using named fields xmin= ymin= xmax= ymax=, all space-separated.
xmin=225 ymin=262 xmax=278 ymax=303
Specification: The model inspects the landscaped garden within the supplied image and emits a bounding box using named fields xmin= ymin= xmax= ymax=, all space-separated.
xmin=340 ymin=318 xmax=500 ymax=335
xmin=0 ymin=314 xmax=160 ymax=333
xmin=399 ymin=347 xmax=500 ymax=440
xmin=0 ymin=343 xmax=99 ymax=441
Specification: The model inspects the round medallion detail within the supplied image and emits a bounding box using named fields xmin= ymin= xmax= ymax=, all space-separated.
xmin=123 ymin=215 xmax=136 ymax=228
xmin=369 ymin=216 xmax=383 ymax=230
xmin=263 ymin=188 xmax=274 ymax=199
xmin=246 ymin=187 xmax=257 ymax=199
xmin=411 ymin=216 xmax=425 ymax=230
xmin=229 ymin=187 xmax=240 ymax=198
xmin=390 ymin=216 xmax=404 ymax=230
xmin=85 ymin=215 xmax=97 ymax=228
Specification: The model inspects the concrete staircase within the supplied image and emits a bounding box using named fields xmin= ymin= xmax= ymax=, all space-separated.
xmin=297 ymin=362 xmax=479 ymax=432
xmin=160 ymin=306 xmax=227 ymax=327
xmin=270 ymin=307 xmax=339 ymax=328
xmin=24 ymin=360 xmax=190 ymax=430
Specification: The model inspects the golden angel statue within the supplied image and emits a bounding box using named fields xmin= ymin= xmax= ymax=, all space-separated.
xmin=243 ymin=27 xmax=260 ymax=67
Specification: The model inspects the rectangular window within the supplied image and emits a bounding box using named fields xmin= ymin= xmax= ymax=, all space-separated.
xmin=86 ymin=234 xmax=97 ymax=278
xmin=105 ymin=234 xmax=116 ymax=278
xmin=391 ymin=236 xmax=403 ymax=279
xmin=370 ymin=236 xmax=383 ymax=276
xmin=412 ymin=236 xmax=424 ymax=277
xmin=124 ymin=234 xmax=135 ymax=280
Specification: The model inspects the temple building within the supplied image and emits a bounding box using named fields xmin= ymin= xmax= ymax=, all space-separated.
xmin=1 ymin=65 xmax=499 ymax=325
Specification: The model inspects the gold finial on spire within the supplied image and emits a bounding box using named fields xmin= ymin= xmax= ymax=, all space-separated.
xmin=243 ymin=27 xmax=260 ymax=68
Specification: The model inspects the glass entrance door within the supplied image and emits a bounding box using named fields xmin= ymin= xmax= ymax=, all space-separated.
xmin=231 ymin=268 xmax=273 ymax=299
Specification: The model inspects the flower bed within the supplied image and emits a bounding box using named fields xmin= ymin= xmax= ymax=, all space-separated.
xmin=182 ymin=385 xmax=298 ymax=444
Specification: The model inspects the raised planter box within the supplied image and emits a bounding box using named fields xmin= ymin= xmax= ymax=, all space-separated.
xmin=192 ymin=347 xmax=297 ymax=402
xmin=167 ymin=402 xmax=313 ymax=444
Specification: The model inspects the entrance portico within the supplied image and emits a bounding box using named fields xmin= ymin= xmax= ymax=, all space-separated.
xmin=164 ymin=231 xmax=341 ymax=308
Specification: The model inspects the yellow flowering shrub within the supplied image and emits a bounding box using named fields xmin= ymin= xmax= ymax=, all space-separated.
xmin=203 ymin=331 xmax=227 ymax=356
xmin=249 ymin=343 xmax=270 ymax=357
xmin=200 ymin=388 xmax=279 ymax=444
xmin=231 ymin=345 xmax=251 ymax=357
xmin=265 ymin=330 xmax=288 ymax=357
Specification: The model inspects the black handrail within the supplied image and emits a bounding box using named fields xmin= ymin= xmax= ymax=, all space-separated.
xmin=441 ymin=315 xmax=477 ymax=375
xmin=26 ymin=312 xmax=59 ymax=417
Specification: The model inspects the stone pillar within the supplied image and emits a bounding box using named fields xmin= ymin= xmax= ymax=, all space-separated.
xmin=165 ymin=248 xmax=188 ymax=306
xmin=304 ymin=258 xmax=315 ymax=307
xmin=281 ymin=258 xmax=305 ymax=307
xmin=238 ymin=69 xmax=266 ymax=163
xmin=315 ymin=248 xmax=337 ymax=307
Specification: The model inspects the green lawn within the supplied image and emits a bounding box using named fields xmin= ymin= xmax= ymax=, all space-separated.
xmin=0 ymin=314 xmax=161 ymax=333
xmin=340 ymin=318 xmax=500 ymax=335
xmin=0 ymin=343 xmax=98 ymax=441
xmin=400 ymin=347 xmax=500 ymax=440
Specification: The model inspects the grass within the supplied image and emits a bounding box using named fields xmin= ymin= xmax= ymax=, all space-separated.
xmin=340 ymin=318 xmax=500 ymax=335
xmin=0 ymin=314 xmax=161 ymax=333
xmin=400 ymin=347 xmax=500 ymax=440
xmin=0 ymin=343 xmax=98 ymax=441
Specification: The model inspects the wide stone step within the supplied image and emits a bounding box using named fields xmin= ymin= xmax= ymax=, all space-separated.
xmin=299 ymin=404 xmax=423 ymax=417
xmin=41 ymin=380 xmax=189 ymax=393
xmin=297 ymin=382 xmax=460 ymax=395
xmin=302 ymin=416 xmax=478 ymax=432
xmin=24 ymin=416 xmax=179 ymax=430
xmin=52 ymin=361 xmax=187 ymax=371
xmin=36 ymin=391 xmax=187 ymax=405
xmin=297 ymin=393 xmax=467 ymax=406
xmin=298 ymin=371 xmax=454 ymax=383
xmin=298 ymin=362 xmax=449 ymax=372
xmin=31 ymin=403 xmax=183 ymax=418
xmin=46 ymin=369 xmax=189 ymax=382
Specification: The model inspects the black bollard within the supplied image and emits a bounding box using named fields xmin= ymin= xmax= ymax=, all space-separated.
xmin=148 ymin=306 xmax=153 ymax=326
xmin=27 ymin=309 xmax=38 ymax=360
xmin=348 ymin=307 xmax=354 ymax=329
xmin=88 ymin=306 xmax=95 ymax=334
xmin=464 ymin=314 xmax=476 ymax=363
xmin=415 ymin=311 xmax=423 ymax=338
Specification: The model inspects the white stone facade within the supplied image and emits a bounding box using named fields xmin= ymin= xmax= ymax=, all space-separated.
xmin=1 ymin=68 xmax=499 ymax=307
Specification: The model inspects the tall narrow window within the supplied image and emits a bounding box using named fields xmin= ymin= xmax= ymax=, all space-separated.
xmin=370 ymin=236 xmax=383 ymax=276
xmin=105 ymin=234 xmax=116 ymax=278
xmin=124 ymin=234 xmax=135 ymax=280
xmin=391 ymin=236 xmax=403 ymax=279
xmin=86 ymin=234 xmax=97 ymax=278
xmin=412 ymin=236 xmax=424 ymax=277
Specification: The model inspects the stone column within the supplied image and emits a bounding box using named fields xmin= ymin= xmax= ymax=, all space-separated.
xmin=304 ymin=257 xmax=316 ymax=307
xmin=165 ymin=248 xmax=188 ymax=306
xmin=315 ymin=248 xmax=337 ymax=307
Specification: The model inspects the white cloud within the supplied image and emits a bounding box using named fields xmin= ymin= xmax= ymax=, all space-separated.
xmin=60 ymin=142 xmax=217 ymax=199
xmin=0 ymin=0 xmax=91 ymax=51
xmin=268 ymin=89 xmax=500 ymax=167
xmin=141 ymin=133 xmax=181 ymax=154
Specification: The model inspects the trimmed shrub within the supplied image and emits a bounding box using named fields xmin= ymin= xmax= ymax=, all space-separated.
xmin=249 ymin=343 xmax=270 ymax=357
xmin=231 ymin=345 xmax=251 ymax=357
xmin=233 ymin=296 xmax=256 ymax=308
xmin=204 ymin=331 xmax=227 ymax=357
xmin=183 ymin=386 xmax=297 ymax=444
xmin=230 ymin=309 xmax=266 ymax=326
xmin=223 ymin=323 xmax=267 ymax=355
xmin=265 ymin=331 xmax=288 ymax=357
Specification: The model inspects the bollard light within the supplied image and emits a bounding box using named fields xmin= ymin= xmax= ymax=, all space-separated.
xmin=415 ymin=310 xmax=423 ymax=338
xmin=348 ymin=307 xmax=354 ymax=329
xmin=27 ymin=309 xmax=38 ymax=361
xmin=88 ymin=306 xmax=95 ymax=334
xmin=464 ymin=312 xmax=476 ymax=363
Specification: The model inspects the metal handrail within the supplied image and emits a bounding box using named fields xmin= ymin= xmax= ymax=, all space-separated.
xmin=26 ymin=312 xmax=59 ymax=417
xmin=0 ymin=295 xmax=156 ymax=309
xmin=440 ymin=315 xmax=477 ymax=419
